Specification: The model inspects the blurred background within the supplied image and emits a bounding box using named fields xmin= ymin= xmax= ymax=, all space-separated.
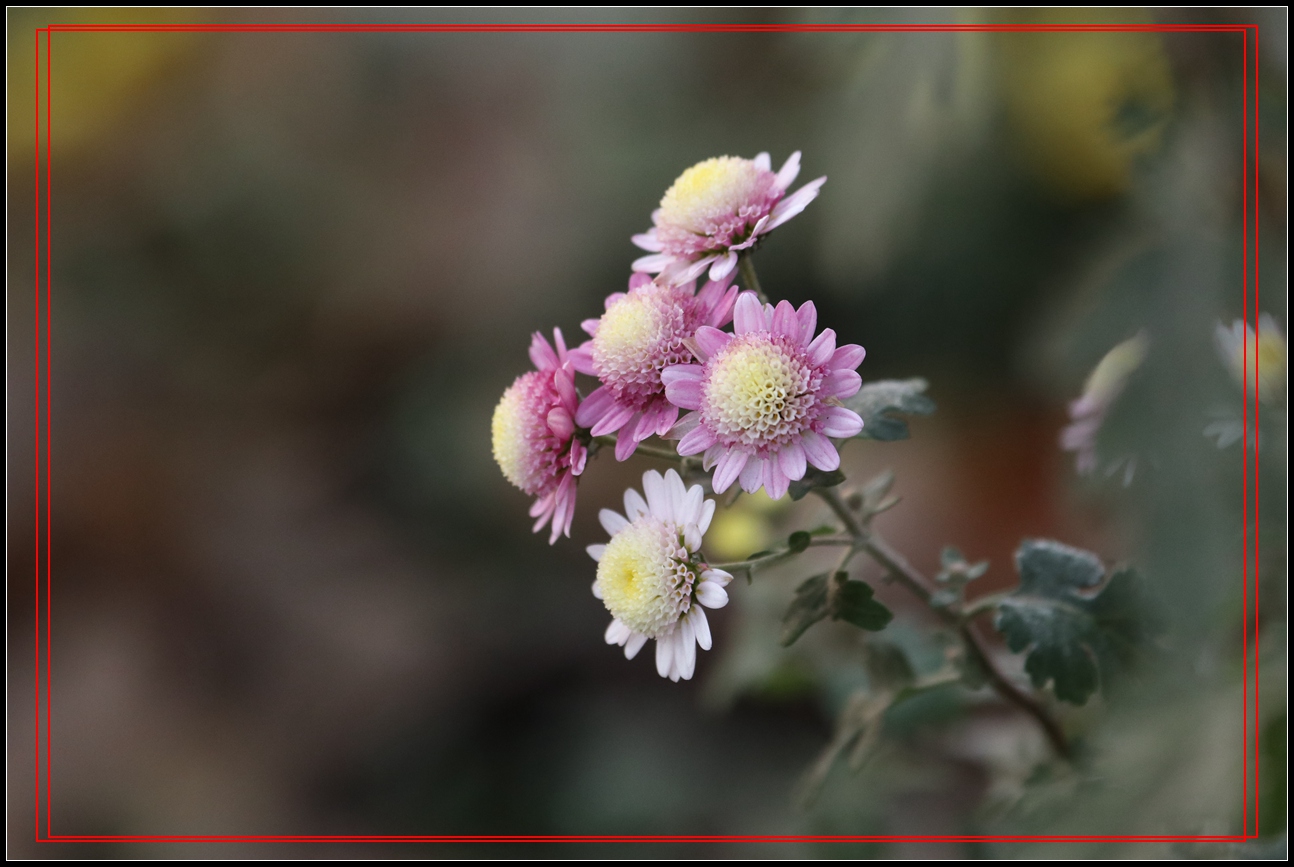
xmin=7 ymin=8 xmax=1286 ymax=858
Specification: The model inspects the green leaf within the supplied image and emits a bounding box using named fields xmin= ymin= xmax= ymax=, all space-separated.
xmin=780 ymin=573 xmax=830 ymax=647
xmin=843 ymin=378 xmax=936 ymax=441
xmin=787 ymin=531 xmax=812 ymax=554
xmin=788 ymin=467 xmax=846 ymax=501
xmin=993 ymin=539 xmax=1156 ymax=705
xmin=833 ymin=577 xmax=894 ymax=632
xmin=861 ymin=639 xmax=915 ymax=692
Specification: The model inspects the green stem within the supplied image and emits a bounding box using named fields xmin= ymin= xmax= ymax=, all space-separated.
xmin=960 ymin=591 xmax=1012 ymax=622
xmin=592 ymin=435 xmax=683 ymax=463
xmin=737 ymin=254 xmax=769 ymax=305
xmin=711 ymin=536 xmax=854 ymax=573
xmin=810 ymin=486 xmax=1070 ymax=759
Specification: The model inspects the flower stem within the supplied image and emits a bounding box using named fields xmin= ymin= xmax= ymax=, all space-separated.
xmin=737 ymin=254 xmax=769 ymax=305
xmin=811 ymin=486 xmax=1071 ymax=759
xmin=592 ymin=435 xmax=683 ymax=463
xmin=711 ymin=535 xmax=854 ymax=573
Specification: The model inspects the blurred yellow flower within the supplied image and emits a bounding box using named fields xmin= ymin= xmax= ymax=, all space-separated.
xmin=995 ymin=11 xmax=1175 ymax=201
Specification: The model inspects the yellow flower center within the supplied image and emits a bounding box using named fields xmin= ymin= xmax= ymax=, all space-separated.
xmin=659 ymin=156 xmax=762 ymax=234
xmin=491 ymin=381 xmax=541 ymax=493
xmin=596 ymin=518 xmax=694 ymax=637
xmin=704 ymin=335 xmax=813 ymax=447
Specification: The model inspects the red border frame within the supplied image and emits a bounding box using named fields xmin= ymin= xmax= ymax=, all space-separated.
xmin=29 ymin=19 xmax=1263 ymax=846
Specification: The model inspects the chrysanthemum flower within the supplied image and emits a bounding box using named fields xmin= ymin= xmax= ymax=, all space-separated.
xmin=662 ymin=293 xmax=865 ymax=500
xmin=491 ymin=329 xmax=587 ymax=544
xmin=571 ymin=272 xmax=739 ymax=461
xmin=587 ymin=469 xmax=732 ymax=682
xmin=1060 ymin=331 xmax=1148 ymax=478
xmin=1215 ymin=313 xmax=1285 ymax=406
xmin=631 ymin=152 xmax=826 ymax=285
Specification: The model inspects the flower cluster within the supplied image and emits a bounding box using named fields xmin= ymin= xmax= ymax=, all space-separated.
xmin=491 ymin=152 xmax=865 ymax=680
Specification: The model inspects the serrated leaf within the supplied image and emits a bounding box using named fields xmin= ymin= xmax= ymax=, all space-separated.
xmin=843 ymin=378 xmax=936 ymax=441
xmin=994 ymin=539 xmax=1156 ymax=705
xmin=787 ymin=531 xmax=812 ymax=553
xmin=833 ymin=578 xmax=894 ymax=632
xmin=780 ymin=573 xmax=830 ymax=646
xmin=788 ymin=467 xmax=846 ymax=500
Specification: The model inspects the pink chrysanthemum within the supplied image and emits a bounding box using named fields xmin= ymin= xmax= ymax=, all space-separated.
xmin=631 ymin=151 xmax=826 ymax=285
xmin=570 ymin=272 xmax=739 ymax=461
xmin=491 ymin=329 xmax=587 ymax=544
xmin=662 ymin=293 xmax=865 ymax=500
xmin=587 ymin=469 xmax=732 ymax=682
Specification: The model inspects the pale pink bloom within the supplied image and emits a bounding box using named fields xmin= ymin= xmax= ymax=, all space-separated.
xmin=662 ymin=293 xmax=865 ymax=500
xmin=587 ymin=469 xmax=732 ymax=682
xmin=631 ymin=151 xmax=826 ymax=285
xmin=570 ymin=272 xmax=739 ymax=461
xmin=491 ymin=329 xmax=587 ymax=544
xmin=1060 ymin=332 xmax=1149 ymax=478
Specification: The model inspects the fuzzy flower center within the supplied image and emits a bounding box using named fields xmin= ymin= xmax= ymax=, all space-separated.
xmin=592 ymin=284 xmax=695 ymax=410
xmin=659 ymin=157 xmax=764 ymax=235
xmin=596 ymin=518 xmax=695 ymax=637
xmin=491 ymin=371 xmax=559 ymax=495
xmin=702 ymin=333 xmax=819 ymax=450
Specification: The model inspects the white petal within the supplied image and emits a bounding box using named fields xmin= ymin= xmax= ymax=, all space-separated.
xmin=683 ymin=523 xmax=702 ymax=553
xmin=591 ymin=579 xmax=603 ymax=599
xmin=664 ymin=468 xmax=687 ymax=521
xmin=696 ymin=580 xmax=729 ymax=609
xmin=655 ymin=633 xmax=675 ymax=678
xmin=624 ymin=632 xmax=648 ymax=659
xmin=697 ymin=498 xmax=716 ymax=535
xmin=764 ymin=177 xmax=825 ymax=230
xmin=587 ymin=544 xmax=607 ymax=563
xmin=642 ymin=470 xmax=671 ymax=521
xmin=631 ymin=230 xmax=663 ymax=252
xmin=701 ymin=568 xmax=733 ymax=586
xmin=708 ymin=251 xmax=738 ymax=282
xmin=599 ymin=508 xmax=629 ymax=536
xmin=632 ymin=252 xmax=674 ymax=273
xmin=681 ymin=484 xmax=704 ymax=526
xmin=774 ymin=150 xmax=802 ymax=191
xmin=624 ymin=487 xmax=649 ymax=520
xmin=753 ymin=151 xmax=771 ymax=172
xmin=678 ymin=618 xmax=697 ymax=680
xmin=605 ymin=619 xmax=631 ymax=645
xmin=690 ymin=606 xmax=712 ymax=651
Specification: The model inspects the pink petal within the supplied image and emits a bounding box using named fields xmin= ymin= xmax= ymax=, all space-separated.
xmin=632 ymin=252 xmax=673 ymax=273
xmin=570 ymin=441 xmax=587 ymax=475
xmin=568 ymin=345 xmax=596 ymax=376
xmin=529 ymin=490 xmax=554 ymax=519
xmin=547 ymin=406 xmax=574 ymax=440
xmin=590 ymin=402 xmax=636 ymax=437
xmin=807 ymin=328 xmax=837 ymax=367
xmin=664 ymin=376 xmax=704 ymax=410
xmin=764 ymin=176 xmax=825 ymax=230
xmin=554 ymin=366 xmax=579 ymax=411
xmin=796 ymin=301 xmax=818 ymax=347
xmin=678 ymin=424 xmax=718 ymax=455
xmin=820 ymin=405 xmax=863 ymax=438
xmin=774 ymin=150 xmax=802 ymax=191
xmin=739 ymin=456 xmax=765 ymax=493
xmin=753 ymin=151 xmax=771 ymax=172
xmin=631 ymin=231 xmax=663 ymax=252
xmin=709 ymin=251 xmax=739 ymax=282
xmin=733 ymin=292 xmax=766 ymax=335
xmin=574 ymin=385 xmax=615 ymax=428
xmin=830 ymin=344 xmax=866 ymax=371
xmin=693 ymin=326 xmax=732 ymax=360
xmin=528 ymin=332 xmax=558 ymax=371
xmin=628 ymin=272 xmax=653 ymax=291
xmin=615 ymin=422 xmax=642 ymax=460
xmin=778 ymin=441 xmax=807 ymax=481
xmin=800 ymin=430 xmax=840 ymax=471
xmin=661 ymin=363 xmax=705 ymax=386
xmin=580 ymin=318 xmax=600 ymax=337
xmin=667 ymin=411 xmax=701 ymax=440
xmin=823 ymin=369 xmax=862 ymax=399
xmin=702 ymin=443 xmax=724 ymax=471
xmin=712 ymin=449 xmax=747 ymax=493
xmin=654 ymin=402 xmax=680 ymax=436
xmin=708 ymin=285 xmax=740 ymax=328
xmin=666 ymin=257 xmax=714 ymax=286
xmin=764 ymin=461 xmax=790 ymax=500
xmin=604 ymin=292 xmax=627 ymax=310
xmin=772 ymin=300 xmax=799 ymax=338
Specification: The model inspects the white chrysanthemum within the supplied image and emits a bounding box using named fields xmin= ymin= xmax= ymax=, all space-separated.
xmin=586 ymin=469 xmax=732 ymax=682
xmin=1215 ymin=313 xmax=1286 ymax=406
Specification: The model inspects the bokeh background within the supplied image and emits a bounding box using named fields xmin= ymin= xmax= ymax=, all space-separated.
xmin=7 ymin=8 xmax=1286 ymax=858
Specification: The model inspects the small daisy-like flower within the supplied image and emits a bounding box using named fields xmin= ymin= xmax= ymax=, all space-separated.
xmin=587 ymin=469 xmax=732 ymax=682
xmin=1215 ymin=313 xmax=1285 ymax=406
xmin=662 ymin=293 xmax=865 ymax=500
xmin=631 ymin=151 xmax=826 ymax=285
xmin=1060 ymin=331 xmax=1148 ymax=477
xmin=491 ymin=329 xmax=587 ymax=544
xmin=570 ymin=272 xmax=739 ymax=461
